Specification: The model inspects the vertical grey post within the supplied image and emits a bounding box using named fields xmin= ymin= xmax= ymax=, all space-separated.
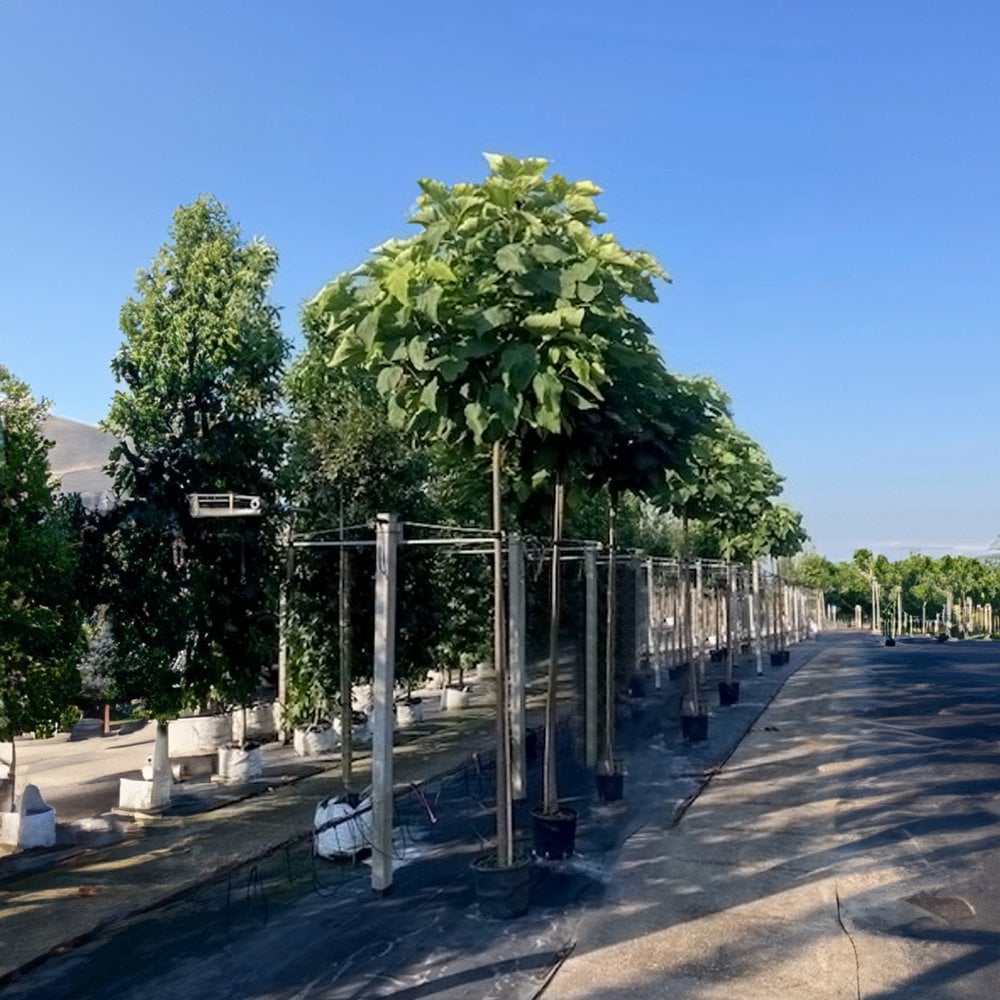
xmin=634 ymin=555 xmax=647 ymax=670
xmin=277 ymin=526 xmax=294 ymax=744
xmin=507 ymin=533 xmax=527 ymax=801
xmin=751 ymin=560 xmax=763 ymax=675
xmin=694 ymin=560 xmax=705 ymax=685
xmin=371 ymin=513 xmax=399 ymax=895
xmin=277 ymin=582 xmax=289 ymax=744
xmin=645 ymin=558 xmax=659 ymax=689
xmin=725 ymin=562 xmax=736 ymax=683
xmin=584 ymin=543 xmax=598 ymax=769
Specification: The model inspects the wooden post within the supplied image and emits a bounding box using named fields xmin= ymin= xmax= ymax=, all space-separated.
xmin=584 ymin=542 xmax=598 ymax=769
xmin=370 ymin=513 xmax=399 ymax=895
xmin=508 ymin=533 xmax=527 ymax=801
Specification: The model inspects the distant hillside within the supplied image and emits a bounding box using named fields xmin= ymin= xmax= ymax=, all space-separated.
xmin=43 ymin=415 xmax=117 ymax=506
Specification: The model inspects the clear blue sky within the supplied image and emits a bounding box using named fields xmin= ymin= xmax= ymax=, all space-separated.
xmin=3 ymin=1 xmax=999 ymax=562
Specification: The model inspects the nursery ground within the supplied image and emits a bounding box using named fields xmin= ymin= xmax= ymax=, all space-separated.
xmin=0 ymin=640 xmax=821 ymax=998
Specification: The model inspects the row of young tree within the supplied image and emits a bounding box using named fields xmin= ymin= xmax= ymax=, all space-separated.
xmin=792 ymin=548 xmax=1000 ymax=629
xmin=1 ymin=158 xmax=807 ymax=808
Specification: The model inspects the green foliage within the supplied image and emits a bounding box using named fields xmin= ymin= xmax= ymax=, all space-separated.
xmin=0 ymin=367 xmax=83 ymax=744
xmin=102 ymin=196 xmax=289 ymax=721
xmin=305 ymin=154 xmax=672 ymax=488
xmin=652 ymin=392 xmax=801 ymax=560
xmin=792 ymin=547 xmax=1000 ymax=623
xmin=283 ymin=341 xmax=448 ymax=721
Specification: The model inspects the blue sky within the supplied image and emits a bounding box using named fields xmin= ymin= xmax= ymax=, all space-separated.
xmin=3 ymin=1 xmax=999 ymax=562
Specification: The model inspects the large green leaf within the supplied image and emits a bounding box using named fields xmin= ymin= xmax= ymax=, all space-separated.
xmin=532 ymin=242 xmax=567 ymax=265
xmin=494 ymin=244 xmax=528 ymax=275
xmin=385 ymin=264 xmax=411 ymax=307
xmin=407 ymin=337 xmax=431 ymax=370
xmin=356 ymin=307 xmax=382 ymax=350
xmin=500 ymin=343 xmax=538 ymax=393
xmin=415 ymin=284 xmax=443 ymax=325
xmin=463 ymin=401 xmax=490 ymax=443
xmin=376 ymin=365 xmax=404 ymax=395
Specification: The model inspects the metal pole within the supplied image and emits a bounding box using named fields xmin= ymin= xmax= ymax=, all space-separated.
xmin=646 ymin=558 xmax=659 ymax=689
xmin=370 ymin=512 xmax=399 ymax=895
xmin=751 ymin=560 xmax=763 ymax=675
xmin=694 ymin=560 xmax=705 ymax=692
xmin=725 ymin=562 xmax=736 ymax=683
xmin=584 ymin=543 xmax=598 ymax=769
xmin=339 ymin=494 xmax=353 ymax=787
xmin=507 ymin=533 xmax=527 ymax=801
xmin=277 ymin=526 xmax=294 ymax=744
xmin=491 ymin=443 xmax=513 ymax=866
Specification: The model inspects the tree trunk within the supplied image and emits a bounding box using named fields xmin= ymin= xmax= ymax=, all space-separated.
xmin=491 ymin=442 xmax=513 ymax=865
xmin=542 ymin=478 xmax=565 ymax=814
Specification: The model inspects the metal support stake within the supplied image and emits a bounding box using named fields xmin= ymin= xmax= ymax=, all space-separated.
xmin=277 ymin=527 xmax=294 ymax=744
xmin=584 ymin=543 xmax=598 ymax=769
xmin=371 ymin=513 xmax=399 ymax=895
xmin=751 ymin=561 xmax=763 ymax=675
xmin=508 ymin=534 xmax=527 ymax=801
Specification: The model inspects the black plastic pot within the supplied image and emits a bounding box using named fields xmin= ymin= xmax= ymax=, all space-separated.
xmin=531 ymin=806 xmax=578 ymax=860
xmin=596 ymin=771 xmax=625 ymax=802
xmin=718 ymin=680 xmax=740 ymax=706
xmin=936 ymin=633 xmax=949 ymax=643
xmin=885 ymin=638 xmax=896 ymax=646
xmin=470 ymin=854 xmax=532 ymax=919
xmin=769 ymin=651 xmax=783 ymax=667
xmin=782 ymin=650 xmax=791 ymax=664
xmin=709 ymin=649 xmax=724 ymax=663
xmin=681 ymin=713 xmax=709 ymax=743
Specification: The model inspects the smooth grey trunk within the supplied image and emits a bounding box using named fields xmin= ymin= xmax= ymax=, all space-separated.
xmin=370 ymin=512 xmax=398 ymax=894
xmin=491 ymin=442 xmax=513 ymax=865
xmin=584 ymin=542 xmax=599 ymax=769
xmin=543 ymin=480 xmax=565 ymax=814
xmin=507 ymin=533 xmax=527 ymax=801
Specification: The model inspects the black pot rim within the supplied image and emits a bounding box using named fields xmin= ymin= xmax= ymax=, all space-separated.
xmin=529 ymin=805 xmax=579 ymax=821
xmin=470 ymin=852 xmax=533 ymax=872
